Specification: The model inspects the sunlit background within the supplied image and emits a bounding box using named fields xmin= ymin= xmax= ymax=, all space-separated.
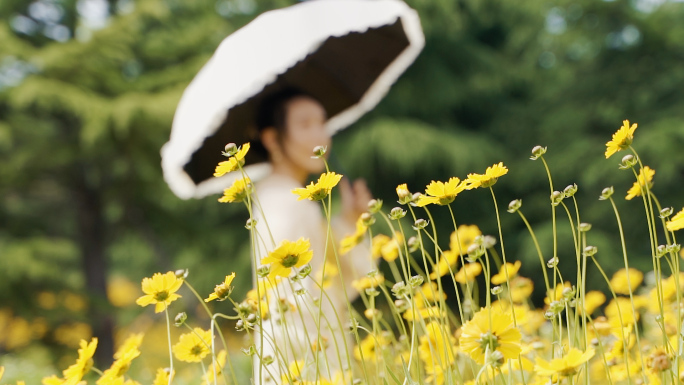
xmin=1 ymin=0 xmax=684 ymax=382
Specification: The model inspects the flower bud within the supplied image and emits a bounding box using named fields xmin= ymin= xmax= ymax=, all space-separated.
xmin=547 ymin=257 xmax=559 ymax=268
xmin=241 ymin=345 xmax=255 ymax=355
xmin=562 ymin=286 xmax=576 ymax=300
xmin=222 ymin=143 xmax=238 ymax=157
xmin=407 ymin=236 xmax=420 ymax=252
xmin=365 ymin=287 xmax=380 ymax=297
xmin=656 ymin=245 xmax=668 ymax=258
xmin=583 ymin=246 xmax=598 ymax=257
xmin=312 ymin=145 xmax=327 ymax=158
xmin=364 ymin=308 xmax=382 ymax=320
xmin=360 ymin=212 xmax=375 ymax=227
xmin=409 ymin=193 xmax=422 ymax=205
xmin=389 ymin=207 xmax=406 ymax=220
xmin=392 ymin=281 xmax=410 ymax=298
xmin=394 ymin=299 xmax=410 ymax=312
xmin=579 ymin=223 xmax=592 ymax=232
xmin=549 ymin=300 xmax=565 ymax=314
xmin=295 ymin=288 xmax=307 ymax=296
xmin=367 ymin=269 xmax=379 ymax=278
xmin=262 ymin=355 xmax=274 ymax=365
xmin=670 ymin=243 xmax=681 ymax=254
xmin=551 ymin=191 xmax=563 ymax=206
xmin=409 ymin=275 xmax=424 ymax=288
xmin=367 ymin=199 xmax=383 ymax=214
xmin=174 ymin=312 xmax=187 ymax=327
xmin=175 ymin=269 xmax=189 ymax=279
xmin=660 ymin=207 xmax=674 ymax=219
xmin=348 ymin=317 xmax=359 ymax=332
xmin=482 ymin=235 xmax=497 ymax=249
xmin=246 ymin=314 xmax=257 ymax=323
xmin=257 ymin=266 xmax=270 ymax=278
xmin=507 ymin=199 xmax=522 ymax=213
xmin=236 ymin=319 xmax=245 ymax=331
xmin=245 ymin=218 xmax=258 ymax=229
xmin=297 ymin=264 xmax=312 ymax=279
xmin=396 ymin=184 xmax=412 ymax=204
xmin=530 ymin=145 xmax=547 ymax=160
xmin=619 ymin=154 xmax=637 ymax=169
xmin=544 ymin=311 xmax=555 ymax=320
xmin=467 ymin=243 xmax=485 ymax=261
xmin=491 ymin=286 xmax=503 ymax=295
xmin=563 ymin=184 xmax=578 ymax=198
xmin=413 ymin=218 xmax=429 ymax=230
xmin=599 ymin=187 xmax=614 ymax=200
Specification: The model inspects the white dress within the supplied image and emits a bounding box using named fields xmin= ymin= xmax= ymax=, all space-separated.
xmin=251 ymin=172 xmax=374 ymax=384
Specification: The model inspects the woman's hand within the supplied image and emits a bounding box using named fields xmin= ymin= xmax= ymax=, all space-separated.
xmin=339 ymin=177 xmax=372 ymax=227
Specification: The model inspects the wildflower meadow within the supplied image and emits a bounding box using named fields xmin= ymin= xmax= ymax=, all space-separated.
xmin=5 ymin=120 xmax=684 ymax=385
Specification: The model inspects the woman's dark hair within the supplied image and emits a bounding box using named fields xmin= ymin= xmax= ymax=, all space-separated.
xmin=253 ymin=87 xmax=320 ymax=158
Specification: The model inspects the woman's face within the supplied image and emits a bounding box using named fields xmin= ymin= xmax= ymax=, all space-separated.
xmin=280 ymin=96 xmax=331 ymax=174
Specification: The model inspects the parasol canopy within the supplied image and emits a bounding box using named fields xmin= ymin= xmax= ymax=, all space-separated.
xmin=162 ymin=0 xmax=424 ymax=199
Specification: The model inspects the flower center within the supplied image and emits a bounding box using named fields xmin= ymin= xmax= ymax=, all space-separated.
xmin=191 ymin=344 xmax=204 ymax=357
xmin=478 ymin=331 xmax=500 ymax=353
xmin=155 ymin=291 xmax=169 ymax=302
xmin=281 ymin=254 xmax=299 ymax=268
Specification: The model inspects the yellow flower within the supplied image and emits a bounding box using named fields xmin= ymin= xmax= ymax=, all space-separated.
xmin=0 ymin=367 xmax=4 ymax=381
xmin=454 ymin=263 xmax=482 ymax=284
xmin=605 ymin=297 xmax=638 ymax=327
xmin=430 ymin=250 xmax=458 ymax=280
xmin=135 ymin=272 xmax=183 ymax=313
xmin=292 ymin=172 xmax=343 ymax=201
xmin=354 ymin=333 xmax=390 ymax=363
xmin=351 ymin=273 xmax=385 ymax=292
xmin=419 ymin=321 xmax=457 ymax=378
xmin=96 ymin=347 xmax=140 ymax=385
xmin=449 ymin=224 xmax=481 ymax=255
xmin=173 ymin=328 xmax=212 ymax=363
xmin=203 ymin=350 xmax=226 ymax=384
xmin=261 ymin=238 xmax=313 ymax=278
xmin=667 ymin=208 xmax=684 ymax=232
xmin=315 ymin=262 xmax=338 ymax=289
xmin=605 ymin=120 xmax=637 ymax=159
xmin=510 ymin=277 xmax=534 ymax=303
xmin=582 ymin=290 xmax=606 ymax=315
xmin=625 ymin=166 xmax=655 ymax=200
xmin=152 ymin=368 xmax=174 ymax=385
xmin=465 ymin=162 xmax=508 ymax=189
xmin=214 ymin=143 xmax=250 ymax=177
xmin=218 ymin=177 xmax=252 ymax=203
xmin=205 ymin=273 xmax=236 ymax=302
xmin=460 ymin=307 xmax=521 ymax=364
xmin=490 ymin=260 xmax=521 ymax=285
xmin=415 ymin=177 xmax=468 ymax=206
xmin=282 ymin=360 xmax=306 ymax=383
xmin=380 ymin=232 xmax=403 ymax=262
xmin=396 ymin=183 xmax=411 ymax=203
xmin=535 ymin=347 xmax=595 ymax=377
xmin=544 ymin=282 xmax=571 ymax=305
xmin=114 ymin=333 xmax=143 ymax=360
xmin=61 ymin=338 xmax=97 ymax=384
xmin=340 ymin=216 xmax=368 ymax=255
xmin=403 ymin=305 xmax=443 ymax=321
xmin=418 ymin=282 xmax=447 ymax=304
xmin=610 ymin=268 xmax=643 ymax=295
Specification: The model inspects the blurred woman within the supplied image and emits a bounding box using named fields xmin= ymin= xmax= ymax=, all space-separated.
xmin=250 ymin=88 xmax=374 ymax=383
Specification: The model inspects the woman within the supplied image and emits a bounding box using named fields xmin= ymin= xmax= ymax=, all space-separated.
xmin=250 ymin=88 xmax=374 ymax=384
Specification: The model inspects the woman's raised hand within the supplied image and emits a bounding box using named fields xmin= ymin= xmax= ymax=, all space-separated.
xmin=339 ymin=177 xmax=372 ymax=226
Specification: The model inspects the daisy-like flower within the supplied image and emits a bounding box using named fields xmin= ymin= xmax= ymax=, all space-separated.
xmin=261 ymin=238 xmax=313 ymax=278
xmin=582 ymin=290 xmax=606 ymax=315
xmin=62 ymin=338 xmax=98 ymax=385
xmin=450 ymin=224 xmax=482 ymax=255
xmin=205 ymin=273 xmax=236 ymax=302
xmin=96 ymin=347 xmax=141 ymax=385
xmin=292 ymin=172 xmax=343 ymax=201
xmin=666 ymin=208 xmax=684 ymax=232
xmin=415 ymin=177 xmax=468 ymax=207
xmin=396 ymin=183 xmax=412 ymax=204
xmin=214 ymin=143 xmax=250 ymax=177
xmin=490 ymin=260 xmax=522 ymax=285
xmin=203 ymin=350 xmax=227 ymax=384
xmin=218 ymin=177 xmax=252 ymax=203
xmin=605 ymin=120 xmax=637 ymax=159
xmin=625 ymin=166 xmax=655 ymax=200
xmin=429 ymin=250 xmax=458 ymax=280
xmin=114 ymin=333 xmax=144 ymax=360
xmin=610 ymin=268 xmax=643 ymax=295
xmin=419 ymin=321 xmax=457 ymax=380
xmin=465 ymin=162 xmax=508 ymax=189
xmin=340 ymin=216 xmax=368 ymax=255
xmin=135 ymin=272 xmax=183 ymax=313
xmin=172 ymin=328 xmax=212 ymax=363
xmin=351 ymin=273 xmax=385 ymax=292
xmin=535 ymin=347 xmax=595 ymax=377
xmin=459 ymin=307 xmax=522 ymax=364
xmin=454 ymin=263 xmax=482 ymax=284
xmin=152 ymin=368 xmax=174 ymax=385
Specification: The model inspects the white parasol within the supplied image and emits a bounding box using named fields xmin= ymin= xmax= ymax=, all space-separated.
xmin=161 ymin=0 xmax=424 ymax=199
